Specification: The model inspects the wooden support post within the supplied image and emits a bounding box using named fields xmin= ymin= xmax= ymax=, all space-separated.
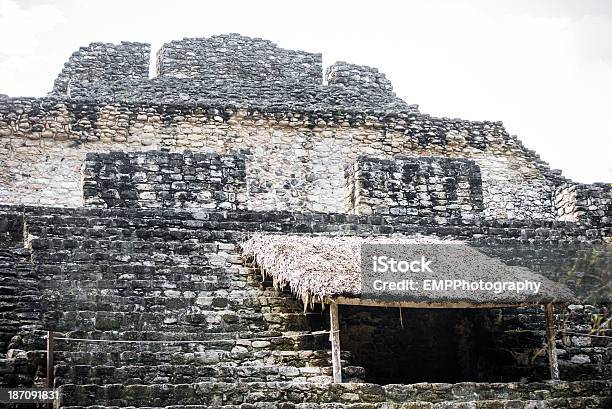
xmin=46 ymin=330 xmax=54 ymax=409
xmin=329 ymin=302 xmax=342 ymax=383
xmin=545 ymin=303 xmax=560 ymax=381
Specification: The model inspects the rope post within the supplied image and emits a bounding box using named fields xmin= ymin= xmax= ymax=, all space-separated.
xmin=545 ymin=303 xmax=560 ymax=381
xmin=329 ymin=302 xmax=342 ymax=383
xmin=46 ymin=330 xmax=54 ymax=409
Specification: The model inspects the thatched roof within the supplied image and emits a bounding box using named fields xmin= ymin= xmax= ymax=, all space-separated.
xmin=241 ymin=234 xmax=576 ymax=309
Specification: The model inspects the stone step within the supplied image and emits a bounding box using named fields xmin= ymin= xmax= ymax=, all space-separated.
xmin=44 ymin=296 xmax=258 ymax=312
xmin=37 ymin=265 xmax=244 ymax=276
xmin=561 ymin=346 xmax=610 ymax=355
xmin=50 ymin=298 xmax=306 ymax=315
xmin=53 ymin=348 xmax=348 ymax=368
xmin=42 ymin=293 xmax=300 ymax=313
xmin=53 ymin=311 xmax=266 ymax=332
xmin=50 ymin=330 xmax=331 ymax=353
xmin=29 ymin=236 xmax=236 ymax=251
xmin=0 ymin=351 xmax=44 ymax=388
xmin=28 ymin=234 xmax=242 ymax=248
xmin=25 ymin=215 xmax=248 ymax=230
xmin=25 ymin=216 xmax=230 ymax=232
xmin=55 ymin=381 xmax=612 ymax=408
xmin=24 ymin=214 xmax=223 ymax=228
xmin=30 ymin=240 xmax=240 ymax=257
xmin=33 ymin=254 xmax=241 ymax=267
xmin=57 ymin=397 xmax=612 ymax=409
xmin=0 ymin=247 xmax=30 ymax=259
xmin=41 ymin=281 xmax=246 ymax=297
xmin=53 ymin=310 xmax=308 ymax=322
xmin=54 ymin=363 xmax=337 ymax=385
xmin=34 ymin=257 xmax=241 ymax=269
xmin=50 ymin=313 xmax=309 ymax=335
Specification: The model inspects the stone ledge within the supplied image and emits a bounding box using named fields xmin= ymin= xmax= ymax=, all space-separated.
xmin=57 ymin=380 xmax=612 ymax=407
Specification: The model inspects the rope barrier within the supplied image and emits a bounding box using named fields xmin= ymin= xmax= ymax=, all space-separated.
xmin=45 ymin=329 xmax=611 ymax=343
xmin=48 ymin=330 xmax=338 ymax=344
xmin=560 ymin=330 xmax=612 ymax=340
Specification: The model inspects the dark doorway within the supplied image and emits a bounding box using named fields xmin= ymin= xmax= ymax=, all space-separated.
xmin=333 ymin=305 xmax=544 ymax=384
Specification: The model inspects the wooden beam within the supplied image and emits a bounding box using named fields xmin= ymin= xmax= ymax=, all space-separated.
xmin=46 ymin=330 xmax=54 ymax=409
xmin=332 ymin=297 xmax=533 ymax=309
xmin=329 ymin=302 xmax=342 ymax=383
xmin=545 ymin=303 xmax=560 ymax=381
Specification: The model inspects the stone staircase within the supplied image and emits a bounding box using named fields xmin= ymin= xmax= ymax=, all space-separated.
xmin=0 ymin=246 xmax=39 ymax=352
xmin=52 ymin=345 xmax=358 ymax=385
xmin=20 ymin=209 xmax=365 ymax=406
xmin=57 ymin=380 xmax=612 ymax=408
xmin=0 ymin=244 xmax=46 ymax=389
xmin=1 ymin=207 xmax=609 ymax=408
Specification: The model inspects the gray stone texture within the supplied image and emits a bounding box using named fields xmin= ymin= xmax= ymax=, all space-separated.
xmin=0 ymin=205 xmax=610 ymax=405
xmin=0 ymin=34 xmax=610 ymax=408
xmin=346 ymin=156 xmax=484 ymax=222
xmin=326 ymin=61 xmax=394 ymax=93
xmin=555 ymin=183 xmax=611 ymax=227
xmin=57 ymin=379 xmax=611 ymax=407
xmin=157 ymin=34 xmax=323 ymax=85
xmin=49 ymin=34 xmax=410 ymax=114
xmin=83 ymin=150 xmax=247 ymax=210
xmin=51 ymin=42 xmax=150 ymax=97
xmin=0 ymin=98 xmax=573 ymax=218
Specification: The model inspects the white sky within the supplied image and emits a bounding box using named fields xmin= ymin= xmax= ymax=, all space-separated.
xmin=0 ymin=0 xmax=610 ymax=183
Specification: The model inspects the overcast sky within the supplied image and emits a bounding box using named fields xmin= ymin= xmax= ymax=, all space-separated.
xmin=0 ymin=0 xmax=610 ymax=183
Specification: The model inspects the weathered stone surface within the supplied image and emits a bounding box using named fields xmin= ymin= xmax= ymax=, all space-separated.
xmin=83 ymin=150 xmax=247 ymax=210
xmin=346 ymin=156 xmax=483 ymax=221
xmin=555 ymin=183 xmax=611 ymax=227
xmin=56 ymin=380 xmax=612 ymax=407
xmin=0 ymin=98 xmax=574 ymax=217
xmin=1 ymin=34 xmax=590 ymax=219
xmin=0 ymin=33 xmax=610 ymax=408
xmin=52 ymin=42 xmax=150 ymax=97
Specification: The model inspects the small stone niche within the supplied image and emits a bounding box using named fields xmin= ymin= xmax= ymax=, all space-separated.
xmin=82 ymin=150 xmax=247 ymax=210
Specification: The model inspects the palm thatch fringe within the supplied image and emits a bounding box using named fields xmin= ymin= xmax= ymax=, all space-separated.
xmin=241 ymin=233 xmax=576 ymax=309
xmin=241 ymin=234 xmax=459 ymax=309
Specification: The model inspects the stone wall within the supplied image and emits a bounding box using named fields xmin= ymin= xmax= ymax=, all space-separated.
xmin=0 ymin=98 xmax=564 ymax=219
xmin=555 ymin=183 xmax=611 ymax=226
xmin=0 ymin=205 xmax=609 ymax=406
xmin=46 ymin=35 xmax=409 ymax=112
xmin=51 ymin=42 xmax=150 ymax=97
xmin=0 ymin=211 xmax=43 ymax=389
xmin=0 ymin=211 xmax=39 ymax=352
xmin=82 ymin=150 xmax=247 ymax=210
xmin=1 ymin=33 xmax=610 ymax=408
xmin=345 ymin=156 xmax=483 ymax=222
xmin=156 ymin=34 xmax=323 ymax=85
xmin=59 ymin=380 xmax=612 ymax=408
xmin=0 ymin=34 xmax=577 ymax=219
xmin=17 ymin=205 xmax=370 ymax=387
xmin=3 ymin=207 xmax=611 ymax=347
xmin=332 ymin=304 xmax=610 ymax=385
xmin=0 ymin=245 xmax=39 ymax=349
xmin=326 ymin=62 xmax=394 ymax=93
xmin=0 ymin=210 xmax=22 ymax=246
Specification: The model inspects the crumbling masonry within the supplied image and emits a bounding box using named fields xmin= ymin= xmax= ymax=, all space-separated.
xmin=0 ymin=34 xmax=610 ymax=408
